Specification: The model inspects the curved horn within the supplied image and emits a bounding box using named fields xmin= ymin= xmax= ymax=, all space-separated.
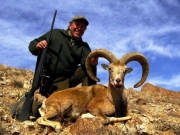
xmin=85 ymin=49 xmax=118 ymax=82
xmin=120 ymin=52 xmax=149 ymax=88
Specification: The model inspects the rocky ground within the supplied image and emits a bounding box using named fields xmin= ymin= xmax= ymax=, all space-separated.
xmin=0 ymin=64 xmax=180 ymax=135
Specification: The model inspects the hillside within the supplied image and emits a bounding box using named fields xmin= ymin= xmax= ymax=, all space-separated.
xmin=0 ymin=64 xmax=180 ymax=135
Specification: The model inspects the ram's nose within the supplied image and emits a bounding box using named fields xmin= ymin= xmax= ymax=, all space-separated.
xmin=114 ymin=78 xmax=123 ymax=88
xmin=116 ymin=78 xmax=121 ymax=83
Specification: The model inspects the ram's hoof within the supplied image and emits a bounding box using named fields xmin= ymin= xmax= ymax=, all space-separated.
xmin=55 ymin=129 xmax=61 ymax=134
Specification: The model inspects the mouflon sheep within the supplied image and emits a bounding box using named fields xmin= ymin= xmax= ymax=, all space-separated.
xmin=36 ymin=49 xmax=149 ymax=131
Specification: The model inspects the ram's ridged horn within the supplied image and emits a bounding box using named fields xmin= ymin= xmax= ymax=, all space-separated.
xmin=119 ymin=52 xmax=149 ymax=88
xmin=85 ymin=49 xmax=118 ymax=82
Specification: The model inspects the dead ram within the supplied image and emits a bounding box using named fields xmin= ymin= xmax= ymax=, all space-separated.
xmin=36 ymin=49 xmax=149 ymax=132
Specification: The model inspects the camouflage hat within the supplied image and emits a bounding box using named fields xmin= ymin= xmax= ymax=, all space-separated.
xmin=71 ymin=15 xmax=89 ymax=26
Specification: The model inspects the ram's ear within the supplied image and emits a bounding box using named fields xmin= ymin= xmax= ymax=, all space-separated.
xmin=101 ymin=64 xmax=109 ymax=70
xmin=126 ymin=68 xmax=133 ymax=73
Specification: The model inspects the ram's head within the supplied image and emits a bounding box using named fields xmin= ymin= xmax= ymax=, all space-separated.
xmin=85 ymin=49 xmax=149 ymax=88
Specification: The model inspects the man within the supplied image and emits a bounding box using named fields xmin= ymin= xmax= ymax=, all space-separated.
xmin=29 ymin=15 xmax=98 ymax=96
xmin=11 ymin=15 xmax=98 ymax=118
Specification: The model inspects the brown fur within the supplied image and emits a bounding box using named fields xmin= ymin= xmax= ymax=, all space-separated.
xmin=36 ymin=60 xmax=132 ymax=131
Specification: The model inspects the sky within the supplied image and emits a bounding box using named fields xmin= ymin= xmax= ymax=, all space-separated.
xmin=0 ymin=0 xmax=180 ymax=91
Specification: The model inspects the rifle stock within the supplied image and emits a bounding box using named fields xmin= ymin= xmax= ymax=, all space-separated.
xmin=16 ymin=10 xmax=57 ymax=121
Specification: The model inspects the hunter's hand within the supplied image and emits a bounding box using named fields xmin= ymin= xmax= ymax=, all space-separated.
xmin=36 ymin=40 xmax=47 ymax=50
xmin=91 ymin=57 xmax=98 ymax=66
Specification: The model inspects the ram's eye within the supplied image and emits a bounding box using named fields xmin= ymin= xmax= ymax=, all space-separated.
xmin=123 ymin=70 xmax=127 ymax=74
xmin=108 ymin=67 xmax=112 ymax=72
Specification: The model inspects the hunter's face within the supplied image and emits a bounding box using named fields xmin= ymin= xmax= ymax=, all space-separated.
xmin=69 ymin=20 xmax=87 ymax=39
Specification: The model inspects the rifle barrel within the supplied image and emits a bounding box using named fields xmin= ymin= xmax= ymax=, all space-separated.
xmin=16 ymin=10 xmax=57 ymax=121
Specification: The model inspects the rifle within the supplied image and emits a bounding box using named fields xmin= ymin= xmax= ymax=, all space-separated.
xmin=16 ymin=10 xmax=57 ymax=121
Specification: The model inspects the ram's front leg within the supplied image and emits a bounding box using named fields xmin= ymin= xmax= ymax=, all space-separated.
xmin=107 ymin=115 xmax=132 ymax=123
xmin=86 ymin=110 xmax=110 ymax=124
xmin=81 ymin=112 xmax=131 ymax=124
